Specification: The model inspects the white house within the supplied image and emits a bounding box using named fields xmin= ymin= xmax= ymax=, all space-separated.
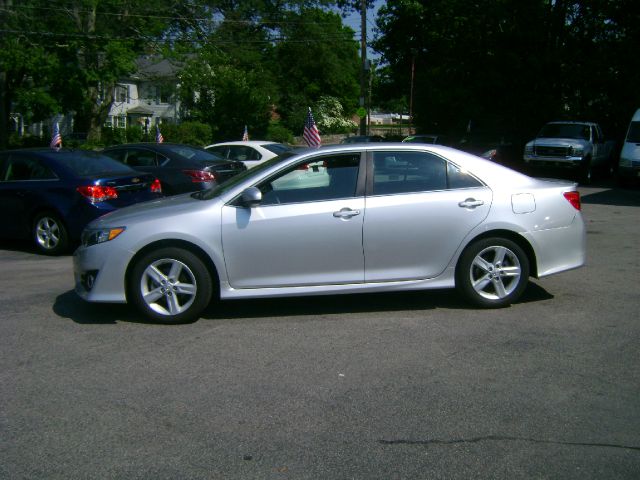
xmin=105 ymin=56 xmax=183 ymax=132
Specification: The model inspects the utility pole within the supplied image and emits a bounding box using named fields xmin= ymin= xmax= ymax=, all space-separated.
xmin=409 ymin=56 xmax=415 ymax=136
xmin=359 ymin=0 xmax=367 ymax=136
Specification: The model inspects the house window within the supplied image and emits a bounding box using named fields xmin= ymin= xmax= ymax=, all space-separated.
xmin=104 ymin=116 xmax=113 ymax=128
xmin=155 ymin=85 xmax=173 ymax=104
xmin=115 ymin=85 xmax=129 ymax=103
xmin=115 ymin=115 xmax=127 ymax=128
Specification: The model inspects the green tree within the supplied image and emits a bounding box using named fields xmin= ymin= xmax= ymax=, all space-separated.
xmin=272 ymin=8 xmax=360 ymax=134
xmin=1 ymin=0 xmax=197 ymax=146
xmin=0 ymin=0 xmax=60 ymax=148
xmin=373 ymin=0 xmax=640 ymax=141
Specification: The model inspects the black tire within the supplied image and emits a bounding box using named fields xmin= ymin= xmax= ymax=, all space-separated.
xmin=456 ymin=237 xmax=530 ymax=308
xmin=128 ymin=247 xmax=213 ymax=324
xmin=579 ymin=157 xmax=593 ymax=184
xmin=32 ymin=212 xmax=69 ymax=255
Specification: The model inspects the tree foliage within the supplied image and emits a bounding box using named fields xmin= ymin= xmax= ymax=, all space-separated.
xmin=373 ymin=0 xmax=640 ymax=141
xmin=1 ymin=0 xmax=362 ymax=147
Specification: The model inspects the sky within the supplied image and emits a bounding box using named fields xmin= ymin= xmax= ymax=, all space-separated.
xmin=342 ymin=0 xmax=385 ymax=59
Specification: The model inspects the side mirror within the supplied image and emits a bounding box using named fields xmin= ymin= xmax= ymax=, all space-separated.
xmin=240 ymin=187 xmax=262 ymax=207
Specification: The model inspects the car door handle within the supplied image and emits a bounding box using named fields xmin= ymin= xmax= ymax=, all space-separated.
xmin=333 ymin=208 xmax=361 ymax=219
xmin=458 ymin=198 xmax=484 ymax=209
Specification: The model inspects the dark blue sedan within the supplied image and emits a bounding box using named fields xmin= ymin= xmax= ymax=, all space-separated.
xmin=0 ymin=148 xmax=163 ymax=254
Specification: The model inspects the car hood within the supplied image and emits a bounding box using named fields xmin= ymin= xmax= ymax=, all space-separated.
xmin=530 ymin=137 xmax=589 ymax=148
xmin=89 ymin=191 xmax=219 ymax=227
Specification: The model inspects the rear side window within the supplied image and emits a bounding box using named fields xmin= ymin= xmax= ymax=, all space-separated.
xmin=372 ymin=151 xmax=447 ymax=195
xmin=372 ymin=151 xmax=483 ymax=194
xmin=447 ymin=163 xmax=483 ymax=189
xmin=228 ymin=145 xmax=261 ymax=161
xmin=206 ymin=146 xmax=229 ymax=158
xmin=3 ymin=155 xmax=57 ymax=181
xmin=123 ymin=149 xmax=158 ymax=167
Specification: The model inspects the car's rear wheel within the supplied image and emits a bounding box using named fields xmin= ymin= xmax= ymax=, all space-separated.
xmin=128 ymin=247 xmax=213 ymax=324
xmin=33 ymin=212 xmax=69 ymax=255
xmin=456 ymin=237 xmax=530 ymax=308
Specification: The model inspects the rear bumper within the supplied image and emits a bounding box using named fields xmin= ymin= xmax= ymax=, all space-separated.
xmin=523 ymin=214 xmax=587 ymax=278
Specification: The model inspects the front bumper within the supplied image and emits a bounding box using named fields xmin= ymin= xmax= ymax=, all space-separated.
xmin=524 ymin=155 xmax=584 ymax=168
xmin=73 ymin=242 xmax=134 ymax=303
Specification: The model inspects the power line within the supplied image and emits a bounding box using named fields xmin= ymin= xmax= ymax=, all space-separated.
xmin=2 ymin=4 xmax=355 ymax=26
xmin=0 ymin=28 xmax=360 ymax=45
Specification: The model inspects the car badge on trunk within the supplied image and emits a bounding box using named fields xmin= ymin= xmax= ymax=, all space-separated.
xmin=132 ymin=177 xmax=141 ymax=183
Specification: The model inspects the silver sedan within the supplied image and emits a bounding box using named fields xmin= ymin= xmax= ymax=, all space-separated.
xmin=74 ymin=144 xmax=586 ymax=324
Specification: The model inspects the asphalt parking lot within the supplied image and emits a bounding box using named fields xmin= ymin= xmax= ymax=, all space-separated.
xmin=1 ymin=181 xmax=639 ymax=479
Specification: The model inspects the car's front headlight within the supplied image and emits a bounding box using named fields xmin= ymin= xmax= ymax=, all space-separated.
xmin=570 ymin=146 xmax=584 ymax=157
xmin=524 ymin=144 xmax=534 ymax=155
xmin=82 ymin=227 xmax=126 ymax=247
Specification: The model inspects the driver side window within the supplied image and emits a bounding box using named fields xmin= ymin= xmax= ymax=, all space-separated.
xmin=256 ymin=154 xmax=360 ymax=205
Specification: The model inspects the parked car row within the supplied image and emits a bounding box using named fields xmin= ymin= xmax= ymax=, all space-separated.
xmin=0 ymin=143 xmax=252 ymax=254
xmin=0 ymin=149 xmax=163 ymax=254
xmin=102 ymin=143 xmax=247 ymax=195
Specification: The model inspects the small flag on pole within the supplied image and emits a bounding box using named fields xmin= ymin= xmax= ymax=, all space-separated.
xmin=242 ymin=125 xmax=249 ymax=141
xmin=156 ymin=125 xmax=164 ymax=144
xmin=303 ymin=108 xmax=321 ymax=148
xmin=50 ymin=121 xmax=62 ymax=150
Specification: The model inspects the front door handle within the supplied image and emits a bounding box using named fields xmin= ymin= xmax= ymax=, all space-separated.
xmin=458 ymin=198 xmax=484 ymax=209
xmin=333 ymin=208 xmax=361 ymax=219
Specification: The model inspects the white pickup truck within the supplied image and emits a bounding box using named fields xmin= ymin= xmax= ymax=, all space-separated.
xmin=523 ymin=121 xmax=615 ymax=182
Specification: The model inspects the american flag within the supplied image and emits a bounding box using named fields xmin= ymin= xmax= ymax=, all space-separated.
xmin=50 ymin=122 xmax=62 ymax=150
xmin=242 ymin=125 xmax=249 ymax=141
xmin=303 ymin=108 xmax=321 ymax=148
xmin=156 ymin=125 xmax=164 ymax=143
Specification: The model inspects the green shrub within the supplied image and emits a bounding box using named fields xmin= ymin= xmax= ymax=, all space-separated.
xmin=266 ymin=122 xmax=294 ymax=144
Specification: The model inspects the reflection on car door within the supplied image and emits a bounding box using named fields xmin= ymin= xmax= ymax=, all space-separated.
xmin=221 ymin=153 xmax=365 ymax=288
xmin=363 ymin=151 xmax=492 ymax=282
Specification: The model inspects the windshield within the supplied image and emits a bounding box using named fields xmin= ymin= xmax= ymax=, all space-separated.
xmin=626 ymin=122 xmax=640 ymax=143
xmin=55 ymin=151 xmax=137 ymax=176
xmin=537 ymin=123 xmax=590 ymax=140
xmin=165 ymin=145 xmax=223 ymax=161
xmin=194 ymin=151 xmax=299 ymax=200
xmin=263 ymin=143 xmax=291 ymax=155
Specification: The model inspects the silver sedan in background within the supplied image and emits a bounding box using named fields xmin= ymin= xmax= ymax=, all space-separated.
xmin=74 ymin=144 xmax=586 ymax=324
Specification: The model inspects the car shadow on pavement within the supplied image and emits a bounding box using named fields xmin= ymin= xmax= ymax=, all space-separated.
xmin=203 ymin=282 xmax=553 ymax=320
xmin=581 ymin=185 xmax=640 ymax=207
xmin=53 ymin=290 xmax=151 ymax=324
xmin=52 ymin=282 xmax=553 ymax=324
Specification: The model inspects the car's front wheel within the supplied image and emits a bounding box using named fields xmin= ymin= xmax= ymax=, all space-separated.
xmin=456 ymin=237 xmax=530 ymax=308
xmin=128 ymin=247 xmax=213 ymax=324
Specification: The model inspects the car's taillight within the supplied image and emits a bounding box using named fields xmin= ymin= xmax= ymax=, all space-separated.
xmin=563 ymin=191 xmax=581 ymax=210
xmin=150 ymin=178 xmax=162 ymax=193
xmin=77 ymin=185 xmax=118 ymax=203
xmin=183 ymin=169 xmax=216 ymax=182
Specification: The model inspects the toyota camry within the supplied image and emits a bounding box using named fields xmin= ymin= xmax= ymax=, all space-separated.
xmin=74 ymin=143 xmax=586 ymax=323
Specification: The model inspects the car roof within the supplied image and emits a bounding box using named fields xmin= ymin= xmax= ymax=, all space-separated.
xmin=546 ymin=121 xmax=598 ymax=126
xmin=2 ymin=148 xmax=112 ymax=160
xmin=103 ymin=142 xmax=203 ymax=149
xmin=239 ymin=142 xmax=534 ymax=193
xmin=206 ymin=141 xmax=280 ymax=147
